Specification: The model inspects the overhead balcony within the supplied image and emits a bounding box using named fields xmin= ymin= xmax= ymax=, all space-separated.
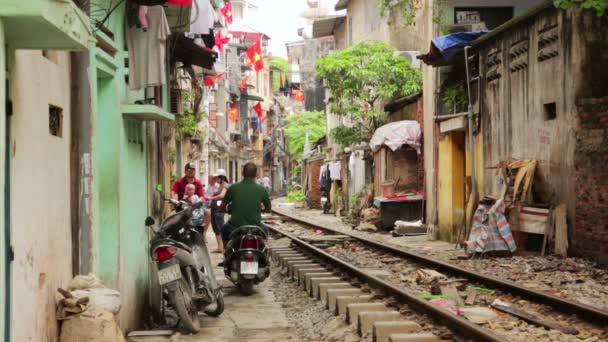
xmin=1 ymin=0 xmax=91 ymax=50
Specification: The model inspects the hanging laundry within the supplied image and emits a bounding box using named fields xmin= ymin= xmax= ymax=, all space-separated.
xmin=126 ymin=5 xmax=171 ymax=90
xmin=348 ymin=152 xmax=356 ymax=175
xmin=319 ymin=164 xmax=331 ymax=192
xmin=139 ymin=6 xmax=149 ymax=31
xmin=329 ymin=161 xmax=341 ymax=181
xmin=190 ymin=0 xmax=214 ymax=35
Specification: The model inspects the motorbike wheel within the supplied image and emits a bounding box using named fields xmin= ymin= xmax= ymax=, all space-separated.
xmin=204 ymin=291 xmax=225 ymax=317
xmin=169 ymin=279 xmax=200 ymax=333
xmin=238 ymin=280 xmax=255 ymax=296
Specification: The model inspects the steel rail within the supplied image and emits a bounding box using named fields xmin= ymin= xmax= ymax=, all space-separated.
xmin=271 ymin=208 xmax=608 ymax=326
xmin=268 ymin=224 xmax=509 ymax=342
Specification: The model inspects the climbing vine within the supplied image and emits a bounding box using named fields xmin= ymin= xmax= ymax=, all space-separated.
xmin=554 ymin=0 xmax=608 ymax=16
xmin=377 ymin=0 xmax=446 ymax=27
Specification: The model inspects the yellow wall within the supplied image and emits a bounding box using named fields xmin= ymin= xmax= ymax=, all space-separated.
xmin=437 ymin=128 xmax=484 ymax=241
xmin=437 ymin=132 xmax=465 ymax=241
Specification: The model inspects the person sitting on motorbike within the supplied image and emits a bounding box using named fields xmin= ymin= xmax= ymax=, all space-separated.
xmin=183 ymin=183 xmax=202 ymax=205
xmin=171 ymin=162 xmax=211 ymax=240
xmin=220 ymin=163 xmax=271 ymax=247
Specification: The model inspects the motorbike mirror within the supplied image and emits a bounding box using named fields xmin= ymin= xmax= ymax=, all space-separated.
xmin=156 ymin=184 xmax=163 ymax=192
xmin=145 ymin=216 xmax=155 ymax=226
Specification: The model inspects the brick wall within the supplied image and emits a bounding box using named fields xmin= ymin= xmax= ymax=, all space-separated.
xmin=573 ymin=98 xmax=608 ymax=265
xmin=306 ymin=158 xmax=323 ymax=209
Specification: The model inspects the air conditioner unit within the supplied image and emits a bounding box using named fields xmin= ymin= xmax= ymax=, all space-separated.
xmin=394 ymin=51 xmax=421 ymax=69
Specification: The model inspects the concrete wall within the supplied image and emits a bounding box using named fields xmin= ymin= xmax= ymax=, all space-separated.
xmin=9 ymin=50 xmax=73 ymax=342
xmin=475 ymin=6 xmax=608 ymax=262
xmin=89 ymin=1 xmax=150 ymax=331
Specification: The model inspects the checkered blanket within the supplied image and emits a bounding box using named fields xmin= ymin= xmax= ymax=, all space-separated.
xmin=466 ymin=200 xmax=517 ymax=254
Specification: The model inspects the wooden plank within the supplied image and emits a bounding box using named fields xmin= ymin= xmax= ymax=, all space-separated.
xmin=465 ymin=290 xmax=477 ymax=305
xmin=491 ymin=303 xmax=578 ymax=335
xmin=554 ymin=204 xmax=568 ymax=257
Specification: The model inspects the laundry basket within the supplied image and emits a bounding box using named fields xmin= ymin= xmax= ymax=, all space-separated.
xmin=381 ymin=181 xmax=395 ymax=198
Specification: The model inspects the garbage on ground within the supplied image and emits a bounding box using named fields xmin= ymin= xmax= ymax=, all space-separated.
xmin=393 ymin=220 xmax=427 ymax=235
xmin=416 ymin=269 xmax=448 ymax=285
xmin=71 ymin=287 xmax=122 ymax=316
xmin=58 ymin=274 xmax=124 ymax=342
xmin=460 ymin=307 xmax=499 ymax=324
xmin=69 ymin=273 xmax=105 ymax=291
xmin=57 ymin=288 xmax=90 ymax=320
xmin=429 ymin=298 xmax=463 ymax=316
xmin=59 ymin=308 xmax=126 ymax=342
xmin=355 ymin=222 xmax=378 ymax=231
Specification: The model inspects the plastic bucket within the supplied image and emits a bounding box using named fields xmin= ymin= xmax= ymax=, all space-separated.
xmin=381 ymin=181 xmax=395 ymax=198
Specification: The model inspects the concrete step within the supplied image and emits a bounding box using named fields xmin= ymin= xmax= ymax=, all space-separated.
xmin=374 ymin=321 xmax=422 ymax=342
xmin=357 ymin=311 xmax=403 ymax=336
xmin=346 ymin=303 xmax=390 ymax=324
xmin=388 ymin=333 xmax=443 ymax=342
xmin=310 ymin=277 xmax=342 ymax=297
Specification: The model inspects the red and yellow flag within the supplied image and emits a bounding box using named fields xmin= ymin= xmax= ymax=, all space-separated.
xmin=228 ymin=105 xmax=239 ymax=122
xmin=221 ymin=2 xmax=233 ymax=25
xmin=214 ymin=31 xmax=230 ymax=53
xmin=239 ymin=76 xmax=249 ymax=91
xmin=253 ymin=102 xmax=263 ymax=118
xmin=245 ymin=40 xmax=264 ymax=72
xmin=204 ymin=72 xmax=225 ymax=86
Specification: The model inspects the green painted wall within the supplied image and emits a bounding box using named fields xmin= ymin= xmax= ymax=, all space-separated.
xmin=89 ymin=1 xmax=150 ymax=331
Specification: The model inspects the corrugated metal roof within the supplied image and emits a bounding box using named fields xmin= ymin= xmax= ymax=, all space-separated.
xmin=312 ymin=15 xmax=346 ymax=38
xmin=334 ymin=0 xmax=349 ymax=10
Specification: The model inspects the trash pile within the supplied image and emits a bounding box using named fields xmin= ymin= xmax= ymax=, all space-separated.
xmin=58 ymin=274 xmax=125 ymax=342
xmin=414 ymin=268 xmax=580 ymax=335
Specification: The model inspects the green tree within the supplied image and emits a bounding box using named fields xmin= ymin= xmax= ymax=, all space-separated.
xmin=554 ymin=0 xmax=608 ymax=16
xmin=283 ymin=110 xmax=326 ymax=158
xmin=316 ymin=41 xmax=421 ymax=147
xmin=270 ymin=56 xmax=290 ymax=92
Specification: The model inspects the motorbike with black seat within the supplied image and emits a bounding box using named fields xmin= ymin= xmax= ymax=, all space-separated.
xmin=223 ymin=225 xmax=271 ymax=295
xmin=145 ymin=198 xmax=224 ymax=333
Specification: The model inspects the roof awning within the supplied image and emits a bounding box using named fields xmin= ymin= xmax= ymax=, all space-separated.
xmin=122 ymin=105 xmax=174 ymax=121
xmin=334 ymin=0 xmax=349 ymax=10
xmin=170 ymin=35 xmax=218 ymax=69
xmin=312 ymin=15 xmax=346 ymax=38
xmin=417 ymin=31 xmax=487 ymax=67
xmin=244 ymin=94 xmax=264 ymax=102
xmin=230 ymin=31 xmax=270 ymax=42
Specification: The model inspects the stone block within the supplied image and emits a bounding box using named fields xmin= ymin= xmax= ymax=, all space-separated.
xmin=337 ymin=295 xmax=374 ymax=317
xmin=388 ymin=333 xmax=443 ymax=342
xmin=304 ymin=272 xmax=334 ymax=291
xmin=327 ymin=289 xmax=364 ymax=312
xmin=297 ymin=268 xmax=326 ymax=285
xmin=310 ymin=277 xmax=342 ymax=298
xmin=318 ymin=283 xmax=353 ymax=302
xmin=281 ymin=257 xmax=310 ymax=268
xmin=357 ymin=311 xmax=402 ymax=336
xmin=374 ymin=321 xmax=422 ymax=342
xmin=289 ymin=263 xmax=318 ymax=278
xmin=346 ymin=303 xmax=388 ymax=324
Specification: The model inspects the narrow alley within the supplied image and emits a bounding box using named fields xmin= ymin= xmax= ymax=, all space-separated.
xmin=0 ymin=0 xmax=607 ymax=341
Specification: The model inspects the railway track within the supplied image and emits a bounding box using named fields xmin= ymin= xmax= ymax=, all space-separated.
xmin=266 ymin=212 xmax=608 ymax=342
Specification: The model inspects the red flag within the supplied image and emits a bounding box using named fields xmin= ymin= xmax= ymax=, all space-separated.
xmin=228 ymin=105 xmax=239 ymax=122
xmin=204 ymin=72 xmax=225 ymax=86
xmin=214 ymin=31 xmax=230 ymax=53
xmin=246 ymin=40 xmax=264 ymax=72
xmin=253 ymin=102 xmax=263 ymax=118
xmin=221 ymin=1 xmax=233 ymax=25
xmin=239 ymin=76 xmax=249 ymax=91
xmin=292 ymin=89 xmax=305 ymax=102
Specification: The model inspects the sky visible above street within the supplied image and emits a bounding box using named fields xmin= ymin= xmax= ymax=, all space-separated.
xmin=247 ymin=0 xmax=308 ymax=57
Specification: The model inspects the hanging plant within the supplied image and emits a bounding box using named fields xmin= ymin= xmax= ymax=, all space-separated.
xmin=442 ymin=86 xmax=468 ymax=114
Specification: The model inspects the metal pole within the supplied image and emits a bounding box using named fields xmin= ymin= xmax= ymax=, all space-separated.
xmin=464 ymin=46 xmax=477 ymax=199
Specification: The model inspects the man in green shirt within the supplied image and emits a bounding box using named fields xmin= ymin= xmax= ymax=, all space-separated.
xmin=220 ymin=162 xmax=271 ymax=244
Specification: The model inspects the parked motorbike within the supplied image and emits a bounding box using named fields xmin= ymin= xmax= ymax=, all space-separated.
xmin=320 ymin=189 xmax=331 ymax=214
xmin=145 ymin=198 xmax=224 ymax=333
xmin=223 ymin=225 xmax=271 ymax=295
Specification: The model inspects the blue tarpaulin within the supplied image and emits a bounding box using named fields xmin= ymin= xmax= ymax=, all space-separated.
xmin=431 ymin=31 xmax=487 ymax=60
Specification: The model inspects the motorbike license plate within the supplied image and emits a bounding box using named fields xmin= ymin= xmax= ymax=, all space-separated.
xmin=158 ymin=264 xmax=182 ymax=285
xmin=321 ymin=197 xmax=328 ymax=202
xmin=240 ymin=261 xmax=259 ymax=275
